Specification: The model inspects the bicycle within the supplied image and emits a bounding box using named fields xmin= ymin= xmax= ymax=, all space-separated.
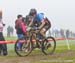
xmin=14 ymin=27 xmax=56 ymax=56
xmin=30 ymin=27 xmax=56 ymax=55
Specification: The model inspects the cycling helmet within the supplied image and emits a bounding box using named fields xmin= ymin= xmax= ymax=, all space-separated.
xmin=17 ymin=14 xmax=22 ymax=18
xmin=29 ymin=8 xmax=37 ymax=16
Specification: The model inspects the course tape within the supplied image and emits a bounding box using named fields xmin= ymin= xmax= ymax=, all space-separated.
xmin=0 ymin=38 xmax=75 ymax=44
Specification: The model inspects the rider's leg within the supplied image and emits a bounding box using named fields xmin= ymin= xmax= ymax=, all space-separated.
xmin=39 ymin=25 xmax=50 ymax=38
xmin=40 ymin=28 xmax=46 ymax=38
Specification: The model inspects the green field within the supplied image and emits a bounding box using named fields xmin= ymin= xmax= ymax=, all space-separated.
xmin=0 ymin=37 xmax=75 ymax=63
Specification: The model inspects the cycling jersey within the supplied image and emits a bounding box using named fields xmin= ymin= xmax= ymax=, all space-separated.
xmin=32 ymin=13 xmax=44 ymax=27
xmin=33 ymin=13 xmax=51 ymax=30
xmin=35 ymin=13 xmax=44 ymax=22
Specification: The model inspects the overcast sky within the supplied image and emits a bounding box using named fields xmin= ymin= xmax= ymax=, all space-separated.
xmin=0 ymin=0 xmax=75 ymax=35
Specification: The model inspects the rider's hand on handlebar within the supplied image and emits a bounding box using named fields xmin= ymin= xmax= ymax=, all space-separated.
xmin=27 ymin=26 xmax=31 ymax=31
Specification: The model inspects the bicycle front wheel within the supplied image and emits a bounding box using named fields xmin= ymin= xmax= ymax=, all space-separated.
xmin=42 ymin=36 xmax=56 ymax=55
xmin=15 ymin=37 xmax=32 ymax=57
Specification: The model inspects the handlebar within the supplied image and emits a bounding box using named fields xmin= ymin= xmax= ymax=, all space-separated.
xmin=31 ymin=27 xmax=39 ymax=30
xmin=27 ymin=26 xmax=40 ymax=33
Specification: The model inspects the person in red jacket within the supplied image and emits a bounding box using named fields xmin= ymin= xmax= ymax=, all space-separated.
xmin=15 ymin=15 xmax=27 ymax=50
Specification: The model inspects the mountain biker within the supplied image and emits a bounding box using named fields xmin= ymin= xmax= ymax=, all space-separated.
xmin=28 ymin=8 xmax=51 ymax=37
xmin=15 ymin=15 xmax=27 ymax=49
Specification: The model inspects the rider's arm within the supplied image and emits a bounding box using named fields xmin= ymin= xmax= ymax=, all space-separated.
xmin=28 ymin=16 xmax=34 ymax=27
xmin=37 ymin=13 xmax=46 ymax=29
xmin=28 ymin=20 xmax=33 ymax=27
xmin=39 ymin=19 xmax=45 ymax=29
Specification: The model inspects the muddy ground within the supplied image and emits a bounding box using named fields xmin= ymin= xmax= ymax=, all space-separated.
xmin=0 ymin=50 xmax=75 ymax=63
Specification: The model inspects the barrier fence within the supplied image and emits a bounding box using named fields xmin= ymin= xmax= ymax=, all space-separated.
xmin=0 ymin=38 xmax=75 ymax=44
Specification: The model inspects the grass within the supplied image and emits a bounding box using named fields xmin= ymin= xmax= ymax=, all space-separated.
xmin=5 ymin=36 xmax=17 ymax=40
xmin=0 ymin=36 xmax=75 ymax=63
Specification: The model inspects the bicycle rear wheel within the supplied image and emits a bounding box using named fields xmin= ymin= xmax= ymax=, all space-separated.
xmin=15 ymin=37 xmax=32 ymax=57
xmin=42 ymin=36 xmax=56 ymax=55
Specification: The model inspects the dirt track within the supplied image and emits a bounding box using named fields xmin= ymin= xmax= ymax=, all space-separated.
xmin=0 ymin=50 xmax=75 ymax=63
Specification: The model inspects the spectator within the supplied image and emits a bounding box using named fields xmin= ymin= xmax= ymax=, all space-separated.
xmin=7 ymin=25 xmax=11 ymax=37
xmin=66 ymin=29 xmax=70 ymax=38
xmin=0 ymin=18 xmax=8 ymax=56
xmin=7 ymin=26 xmax=14 ymax=37
xmin=15 ymin=15 xmax=27 ymax=50
xmin=10 ymin=26 xmax=14 ymax=36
